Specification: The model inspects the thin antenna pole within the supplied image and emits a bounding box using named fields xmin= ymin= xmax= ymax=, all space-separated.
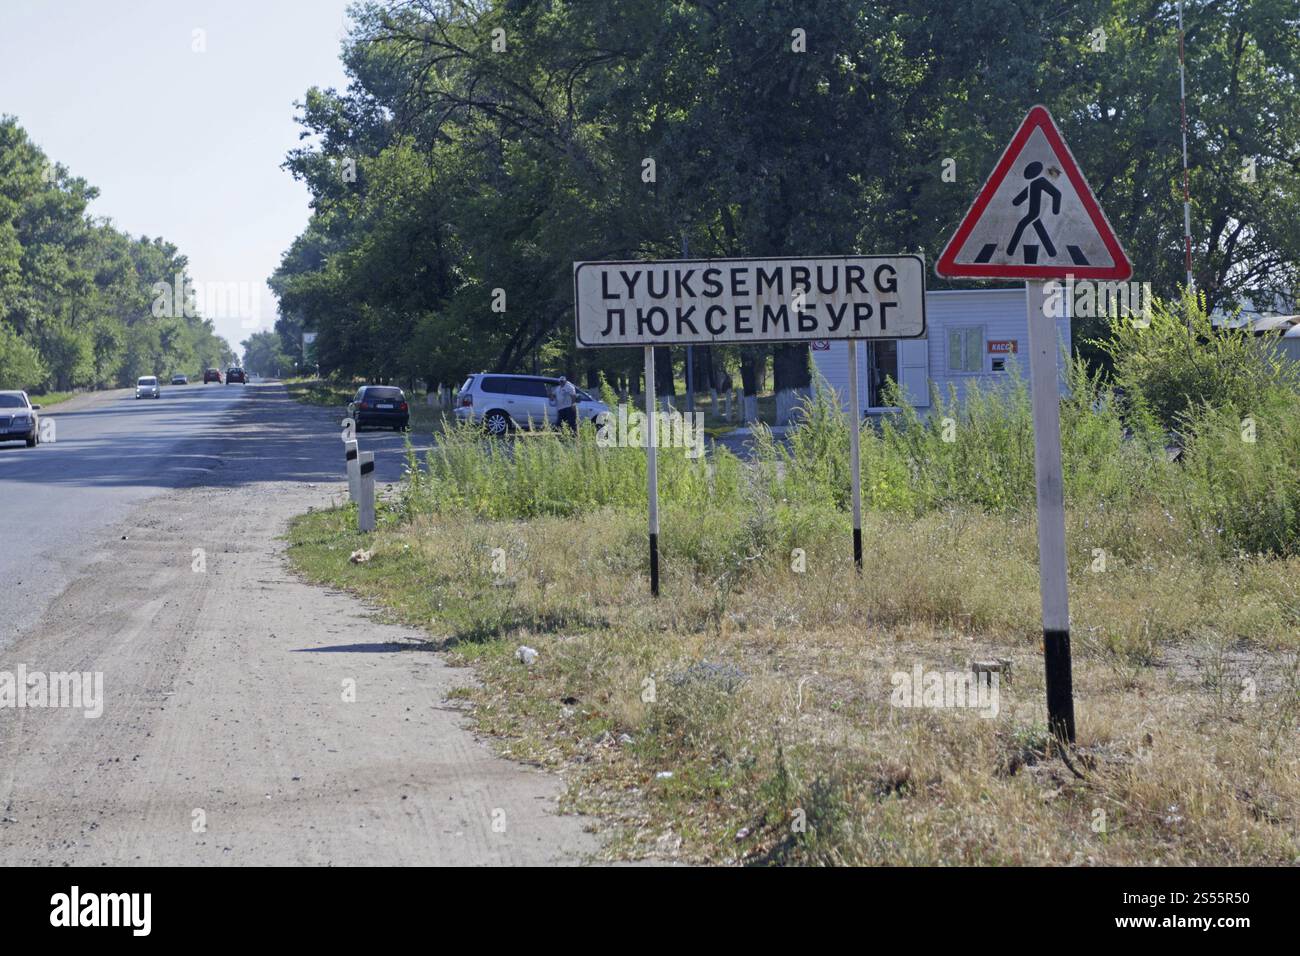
xmin=1179 ymin=0 xmax=1194 ymax=299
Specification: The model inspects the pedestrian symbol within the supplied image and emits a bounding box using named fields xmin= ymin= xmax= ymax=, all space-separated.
xmin=1007 ymin=162 xmax=1061 ymax=262
xmin=936 ymin=106 xmax=1131 ymax=281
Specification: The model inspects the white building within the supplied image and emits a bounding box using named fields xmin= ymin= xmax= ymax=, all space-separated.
xmin=811 ymin=287 xmax=1071 ymax=416
xmin=1281 ymin=323 xmax=1300 ymax=363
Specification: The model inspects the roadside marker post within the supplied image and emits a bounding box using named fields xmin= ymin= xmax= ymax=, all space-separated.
xmin=644 ymin=345 xmax=660 ymax=597
xmin=846 ymin=339 xmax=863 ymax=570
xmin=574 ymin=254 xmax=926 ymax=593
xmin=936 ymin=105 xmax=1132 ymax=744
xmin=345 ymin=439 xmax=360 ymax=502
xmin=358 ymin=451 xmax=376 ymax=532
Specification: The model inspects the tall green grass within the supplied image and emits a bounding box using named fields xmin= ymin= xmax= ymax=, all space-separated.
xmin=401 ymin=415 xmax=745 ymax=521
xmin=394 ymin=298 xmax=1300 ymax=562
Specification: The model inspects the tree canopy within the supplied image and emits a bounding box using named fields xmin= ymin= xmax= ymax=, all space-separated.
xmin=269 ymin=0 xmax=1298 ymax=389
xmin=0 ymin=117 xmax=235 ymax=392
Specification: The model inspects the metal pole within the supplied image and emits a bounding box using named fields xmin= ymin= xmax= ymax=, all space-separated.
xmin=644 ymin=345 xmax=660 ymax=596
xmin=1178 ymin=0 xmax=1194 ymax=301
xmin=846 ymin=340 xmax=863 ymax=570
xmin=1025 ymin=281 xmax=1075 ymax=744
xmin=682 ymin=232 xmax=694 ymax=414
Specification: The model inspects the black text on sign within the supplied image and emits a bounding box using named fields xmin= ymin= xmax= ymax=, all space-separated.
xmin=573 ymin=255 xmax=926 ymax=348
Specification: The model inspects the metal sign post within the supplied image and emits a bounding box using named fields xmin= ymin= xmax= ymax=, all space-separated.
xmin=1025 ymin=280 xmax=1074 ymax=742
xmin=644 ymin=345 xmax=660 ymax=597
xmin=846 ymin=339 xmax=863 ymax=570
xmin=936 ymin=105 xmax=1132 ymax=745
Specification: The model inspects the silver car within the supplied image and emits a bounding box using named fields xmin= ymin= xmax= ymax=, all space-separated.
xmin=0 ymin=391 xmax=42 ymax=447
xmin=454 ymin=373 xmax=609 ymax=435
xmin=136 ymin=375 xmax=161 ymax=399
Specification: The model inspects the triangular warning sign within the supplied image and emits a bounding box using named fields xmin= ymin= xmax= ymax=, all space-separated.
xmin=936 ymin=105 xmax=1131 ymax=281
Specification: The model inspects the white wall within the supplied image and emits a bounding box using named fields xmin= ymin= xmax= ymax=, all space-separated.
xmin=813 ymin=287 xmax=1072 ymax=416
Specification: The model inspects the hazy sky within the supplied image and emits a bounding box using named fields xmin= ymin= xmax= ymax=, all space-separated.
xmin=0 ymin=0 xmax=354 ymax=351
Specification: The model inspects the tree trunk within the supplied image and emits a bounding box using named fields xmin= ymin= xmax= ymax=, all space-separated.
xmin=772 ymin=343 xmax=813 ymax=426
xmin=654 ymin=346 xmax=676 ymax=409
xmin=739 ymin=349 xmax=764 ymax=424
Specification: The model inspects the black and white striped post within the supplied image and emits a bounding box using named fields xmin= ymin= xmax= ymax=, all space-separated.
xmin=644 ymin=345 xmax=660 ymax=597
xmin=344 ymin=439 xmax=360 ymax=502
xmin=358 ymin=450 xmax=376 ymax=533
xmin=1025 ymin=281 xmax=1075 ymax=743
xmin=846 ymin=339 xmax=864 ymax=570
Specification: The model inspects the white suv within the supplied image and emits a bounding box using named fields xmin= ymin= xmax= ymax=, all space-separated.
xmin=454 ymin=373 xmax=609 ymax=435
xmin=136 ymin=376 xmax=161 ymax=399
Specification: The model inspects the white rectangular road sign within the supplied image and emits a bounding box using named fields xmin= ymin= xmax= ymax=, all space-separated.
xmin=574 ymin=255 xmax=926 ymax=348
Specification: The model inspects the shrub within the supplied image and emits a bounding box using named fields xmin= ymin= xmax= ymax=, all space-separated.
xmin=1095 ymin=289 xmax=1300 ymax=436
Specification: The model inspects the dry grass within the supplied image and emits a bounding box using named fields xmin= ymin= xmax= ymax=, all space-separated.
xmin=287 ymin=500 xmax=1300 ymax=866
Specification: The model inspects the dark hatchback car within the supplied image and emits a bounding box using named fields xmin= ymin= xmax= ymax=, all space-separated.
xmin=226 ymin=367 xmax=247 ymax=384
xmin=348 ymin=386 xmax=410 ymax=431
xmin=203 ymin=368 xmax=222 ymax=383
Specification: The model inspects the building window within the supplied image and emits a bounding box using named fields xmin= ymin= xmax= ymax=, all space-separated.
xmin=947 ymin=327 xmax=984 ymax=373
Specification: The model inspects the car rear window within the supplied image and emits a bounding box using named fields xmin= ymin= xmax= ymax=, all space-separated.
xmin=365 ymin=387 xmax=404 ymax=400
xmin=459 ymin=376 xmax=474 ymax=392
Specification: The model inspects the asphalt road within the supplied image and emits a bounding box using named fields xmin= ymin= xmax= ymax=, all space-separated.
xmin=0 ymin=382 xmax=591 ymax=864
xmin=0 ymin=382 xmax=421 ymax=648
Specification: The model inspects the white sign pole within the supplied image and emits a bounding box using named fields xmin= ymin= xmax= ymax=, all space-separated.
xmin=345 ymin=439 xmax=360 ymax=502
xmin=846 ymin=339 xmax=864 ymax=570
xmin=1024 ymin=281 xmax=1075 ymax=743
xmin=644 ymin=345 xmax=660 ymax=596
xmin=358 ymin=451 xmax=376 ymax=533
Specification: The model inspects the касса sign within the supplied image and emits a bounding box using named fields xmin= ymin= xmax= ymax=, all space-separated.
xmin=574 ymin=255 xmax=925 ymax=348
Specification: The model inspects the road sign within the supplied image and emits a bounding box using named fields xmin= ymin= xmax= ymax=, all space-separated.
xmin=934 ymin=105 xmax=1134 ymax=746
xmin=575 ymin=253 xmax=921 ymax=595
xmin=574 ymin=255 xmax=925 ymax=348
xmin=936 ymin=106 xmax=1131 ymax=281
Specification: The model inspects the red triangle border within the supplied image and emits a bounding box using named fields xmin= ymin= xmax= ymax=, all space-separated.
xmin=935 ymin=105 xmax=1133 ymax=281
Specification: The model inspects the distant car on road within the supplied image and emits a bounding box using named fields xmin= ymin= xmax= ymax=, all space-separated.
xmin=203 ymin=368 xmax=222 ymax=384
xmin=0 ymin=391 xmax=42 ymax=447
xmin=171 ymin=373 xmax=189 ymax=385
xmin=136 ymin=376 xmax=161 ymax=399
xmin=454 ymin=373 xmax=609 ymax=435
xmin=226 ymin=367 xmax=247 ymax=384
xmin=347 ymin=385 xmax=410 ymax=431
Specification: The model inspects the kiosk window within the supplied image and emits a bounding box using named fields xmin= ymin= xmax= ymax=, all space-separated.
xmin=947 ymin=327 xmax=984 ymax=373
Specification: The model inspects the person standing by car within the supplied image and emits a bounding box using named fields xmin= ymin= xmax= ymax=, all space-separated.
xmin=553 ymin=375 xmax=578 ymax=431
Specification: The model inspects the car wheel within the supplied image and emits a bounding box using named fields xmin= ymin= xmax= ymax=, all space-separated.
xmin=483 ymin=410 xmax=511 ymax=436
